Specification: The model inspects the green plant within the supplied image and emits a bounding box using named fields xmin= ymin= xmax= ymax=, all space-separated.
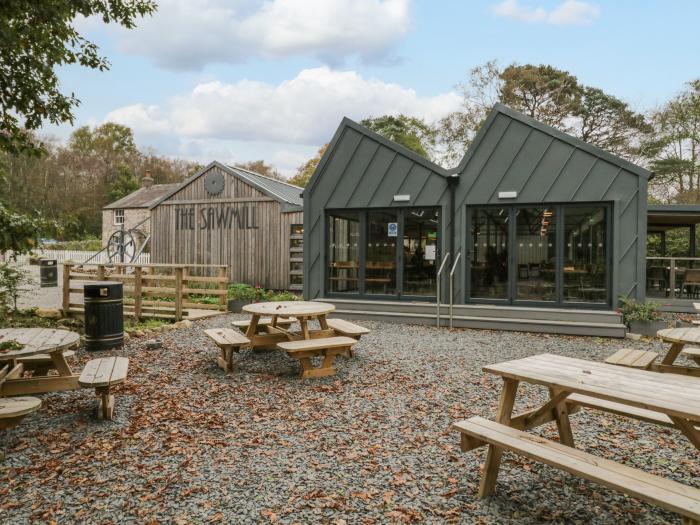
xmin=268 ymin=291 xmax=299 ymax=302
xmin=0 ymin=264 xmax=34 ymax=312
xmin=227 ymin=283 xmax=257 ymax=301
xmin=0 ymin=340 xmax=23 ymax=353
xmin=618 ymin=297 xmax=660 ymax=325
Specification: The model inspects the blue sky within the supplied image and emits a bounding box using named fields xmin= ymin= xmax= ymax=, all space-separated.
xmin=55 ymin=0 xmax=700 ymax=176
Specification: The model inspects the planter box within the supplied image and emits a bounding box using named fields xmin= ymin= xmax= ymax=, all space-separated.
xmin=627 ymin=320 xmax=671 ymax=337
xmin=227 ymin=299 xmax=251 ymax=313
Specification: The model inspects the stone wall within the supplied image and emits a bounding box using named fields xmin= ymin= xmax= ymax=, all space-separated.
xmin=101 ymin=208 xmax=151 ymax=250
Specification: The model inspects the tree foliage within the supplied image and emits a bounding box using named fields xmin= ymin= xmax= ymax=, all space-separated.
xmin=360 ymin=115 xmax=436 ymax=159
xmin=288 ymin=144 xmax=328 ymax=188
xmin=0 ymin=0 xmax=156 ymax=155
xmin=0 ymin=201 xmax=43 ymax=256
xmin=644 ymin=80 xmax=700 ymax=202
xmin=437 ymin=61 xmax=650 ymax=167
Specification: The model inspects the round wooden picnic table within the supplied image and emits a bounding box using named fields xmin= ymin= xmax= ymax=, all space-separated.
xmin=242 ymin=301 xmax=335 ymax=343
xmin=0 ymin=328 xmax=81 ymax=396
xmin=656 ymin=327 xmax=700 ymax=374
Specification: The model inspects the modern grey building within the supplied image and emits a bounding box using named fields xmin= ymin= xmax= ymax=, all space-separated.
xmin=303 ymin=104 xmax=653 ymax=336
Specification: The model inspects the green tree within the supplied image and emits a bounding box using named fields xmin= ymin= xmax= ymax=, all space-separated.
xmin=108 ymin=165 xmax=140 ymax=202
xmin=288 ymin=144 xmax=328 ymax=188
xmin=360 ymin=115 xmax=436 ymax=159
xmin=0 ymin=0 xmax=156 ymax=155
xmin=0 ymin=202 xmax=43 ymax=256
xmin=644 ymin=80 xmax=700 ymax=203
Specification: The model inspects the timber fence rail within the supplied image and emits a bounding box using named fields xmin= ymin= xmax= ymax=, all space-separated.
xmin=62 ymin=262 xmax=228 ymax=321
xmin=5 ymin=250 xmax=151 ymax=266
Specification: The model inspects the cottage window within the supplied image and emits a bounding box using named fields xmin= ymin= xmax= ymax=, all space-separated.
xmin=114 ymin=209 xmax=125 ymax=225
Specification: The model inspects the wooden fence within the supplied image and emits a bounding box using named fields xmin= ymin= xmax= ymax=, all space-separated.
xmin=63 ymin=262 xmax=228 ymax=321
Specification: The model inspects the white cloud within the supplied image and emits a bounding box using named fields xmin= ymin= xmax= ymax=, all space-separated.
xmin=108 ymin=67 xmax=461 ymax=146
xmin=491 ymin=0 xmax=599 ymax=25
xmin=115 ymin=0 xmax=411 ymax=70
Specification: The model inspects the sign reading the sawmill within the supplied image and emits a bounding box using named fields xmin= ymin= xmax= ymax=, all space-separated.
xmin=174 ymin=205 xmax=259 ymax=230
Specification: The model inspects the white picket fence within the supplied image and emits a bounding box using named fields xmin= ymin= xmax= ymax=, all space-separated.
xmin=5 ymin=250 xmax=151 ymax=267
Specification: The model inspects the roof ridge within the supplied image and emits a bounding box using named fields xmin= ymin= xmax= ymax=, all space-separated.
xmin=229 ymin=165 xmax=303 ymax=190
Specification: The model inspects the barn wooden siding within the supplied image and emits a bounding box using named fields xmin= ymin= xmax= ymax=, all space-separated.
xmin=151 ymin=165 xmax=303 ymax=289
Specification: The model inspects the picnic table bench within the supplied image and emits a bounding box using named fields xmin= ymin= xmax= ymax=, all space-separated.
xmin=605 ymin=347 xmax=659 ymax=369
xmin=656 ymin=327 xmax=700 ymax=376
xmin=277 ymin=336 xmax=357 ymax=378
xmin=453 ymin=353 xmax=700 ymax=524
xmin=78 ymin=357 xmax=129 ymax=421
xmin=204 ymin=328 xmax=250 ymax=372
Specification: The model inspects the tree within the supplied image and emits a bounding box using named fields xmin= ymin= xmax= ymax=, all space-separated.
xmin=437 ymin=60 xmax=648 ymax=167
xmin=0 ymin=201 xmax=43 ymax=257
xmin=360 ymin=115 xmax=437 ymax=159
xmin=108 ymin=165 xmax=140 ymax=202
xmin=0 ymin=0 xmax=156 ymax=155
xmin=235 ymin=160 xmax=284 ymax=181
xmin=644 ymin=80 xmax=700 ymax=203
xmin=288 ymin=145 xmax=328 ymax=188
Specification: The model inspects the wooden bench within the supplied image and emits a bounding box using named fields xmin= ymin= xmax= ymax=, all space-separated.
xmin=232 ymin=317 xmax=296 ymax=334
xmin=0 ymin=396 xmax=42 ymax=430
xmin=277 ymin=336 xmax=357 ymax=378
xmin=78 ymin=357 xmax=129 ymax=421
xmin=682 ymin=347 xmax=700 ymax=366
xmin=327 ymin=319 xmax=369 ymax=357
xmin=565 ymin=394 xmax=700 ymax=431
xmin=605 ymin=348 xmax=659 ymax=369
xmin=204 ymin=329 xmax=251 ymax=372
xmin=454 ymin=416 xmax=700 ymax=524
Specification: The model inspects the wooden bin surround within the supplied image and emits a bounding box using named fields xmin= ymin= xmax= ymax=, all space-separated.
xmin=63 ymin=262 xmax=228 ymax=321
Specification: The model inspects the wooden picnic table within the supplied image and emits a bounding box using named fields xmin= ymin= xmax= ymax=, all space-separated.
xmin=0 ymin=328 xmax=81 ymax=396
xmin=656 ymin=327 xmax=700 ymax=376
xmin=242 ymin=301 xmax=336 ymax=347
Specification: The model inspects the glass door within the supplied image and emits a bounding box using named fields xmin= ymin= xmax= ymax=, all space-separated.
xmin=365 ymin=211 xmax=398 ymax=295
xmin=514 ymin=207 xmax=557 ymax=302
xmin=403 ymin=208 xmax=440 ymax=296
xmin=563 ymin=206 xmax=608 ymax=304
xmin=469 ymin=207 xmax=510 ymax=300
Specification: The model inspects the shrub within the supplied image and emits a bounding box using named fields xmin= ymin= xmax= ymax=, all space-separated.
xmin=268 ymin=291 xmax=299 ymax=302
xmin=618 ymin=297 xmax=660 ymax=325
xmin=0 ymin=264 xmax=34 ymax=312
xmin=228 ymin=283 xmax=257 ymax=301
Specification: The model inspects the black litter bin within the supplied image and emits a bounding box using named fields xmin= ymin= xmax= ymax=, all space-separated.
xmin=39 ymin=259 xmax=58 ymax=287
xmin=84 ymin=281 xmax=124 ymax=351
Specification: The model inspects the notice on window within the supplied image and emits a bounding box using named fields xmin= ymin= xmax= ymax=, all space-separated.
xmin=387 ymin=222 xmax=398 ymax=237
xmin=424 ymin=245 xmax=436 ymax=261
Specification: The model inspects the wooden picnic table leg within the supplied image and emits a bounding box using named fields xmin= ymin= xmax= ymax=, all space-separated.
xmin=245 ymin=315 xmax=260 ymax=339
xmin=299 ymin=318 xmax=310 ymax=339
xmin=661 ymin=342 xmax=685 ymax=366
xmin=670 ymin=416 xmax=700 ymax=451
xmin=479 ymin=377 xmax=519 ymax=498
xmin=317 ymin=314 xmax=329 ymax=330
xmin=96 ymin=386 xmax=114 ymax=421
xmin=549 ymin=387 xmax=575 ymax=447
xmin=49 ymin=350 xmax=73 ymax=376
xmin=271 ymin=314 xmax=278 ymax=328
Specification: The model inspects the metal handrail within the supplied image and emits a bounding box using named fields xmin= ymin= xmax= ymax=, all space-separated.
xmin=436 ymin=252 xmax=450 ymax=327
xmin=448 ymin=252 xmax=461 ymax=329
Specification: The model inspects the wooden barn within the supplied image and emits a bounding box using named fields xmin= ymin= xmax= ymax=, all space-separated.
xmin=149 ymin=162 xmax=304 ymax=290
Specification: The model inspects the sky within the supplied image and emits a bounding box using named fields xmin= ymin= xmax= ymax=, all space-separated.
xmin=54 ymin=0 xmax=700 ymax=177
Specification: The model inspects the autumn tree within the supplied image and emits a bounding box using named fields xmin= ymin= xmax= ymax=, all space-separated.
xmin=645 ymin=80 xmax=700 ymax=202
xmin=360 ymin=115 xmax=436 ymax=159
xmin=288 ymin=145 xmax=328 ymax=188
xmin=236 ymin=160 xmax=284 ymax=181
xmin=0 ymin=0 xmax=156 ymax=155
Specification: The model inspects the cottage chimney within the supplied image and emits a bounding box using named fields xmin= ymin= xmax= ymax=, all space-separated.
xmin=143 ymin=170 xmax=154 ymax=189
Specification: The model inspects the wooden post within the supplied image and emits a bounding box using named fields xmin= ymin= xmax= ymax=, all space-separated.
xmin=134 ymin=266 xmax=143 ymax=321
xmin=62 ymin=262 xmax=72 ymax=315
xmin=174 ymin=267 xmax=184 ymax=321
xmin=218 ymin=266 xmax=227 ymax=311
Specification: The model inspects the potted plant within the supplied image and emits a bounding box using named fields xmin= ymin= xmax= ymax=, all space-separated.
xmin=618 ymin=297 xmax=667 ymax=336
xmin=227 ymin=283 xmax=257 ymax=313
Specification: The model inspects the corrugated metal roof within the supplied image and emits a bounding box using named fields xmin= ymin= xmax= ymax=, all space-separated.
xmin=227 ymin=166 xmax=303 ymax=207
xmin=104 ymin=183 xmax=180 ymax=209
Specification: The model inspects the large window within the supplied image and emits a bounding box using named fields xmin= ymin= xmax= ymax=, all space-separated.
xmin=326 ymin=208 xmax=440 ymax=299
xmin=468 ymin=204 xmax=610 ymax=307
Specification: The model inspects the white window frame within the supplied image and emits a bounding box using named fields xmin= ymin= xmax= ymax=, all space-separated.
xmin=114 ymin=209 xmax=125 ymax=225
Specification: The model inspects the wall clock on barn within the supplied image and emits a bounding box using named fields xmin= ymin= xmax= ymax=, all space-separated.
xmin=204 ymin=171 xmax=225 ymax=196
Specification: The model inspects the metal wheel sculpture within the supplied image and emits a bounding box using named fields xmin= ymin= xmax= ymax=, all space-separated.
xmin=106 ymin=230 xmax=137 ymax=263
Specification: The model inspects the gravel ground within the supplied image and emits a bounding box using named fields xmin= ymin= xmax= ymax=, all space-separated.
xmin=1 ymin=315 xmax=698 ymax=524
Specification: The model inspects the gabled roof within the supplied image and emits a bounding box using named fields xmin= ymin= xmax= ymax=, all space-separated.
xmin=104 ymin=183 xmax=180 ymax=210
xmin=149 ymin=161 xmax=303 ymax=211
xmin=307 ymin=104 xmax=652 ymax=195
xmin=453 ymin=103 xmax=653 ymax=179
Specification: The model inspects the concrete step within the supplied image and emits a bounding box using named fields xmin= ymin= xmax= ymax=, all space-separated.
xmin=323 ymin=298 xmax=622 ymax=325
xmin=330 ymin=308 xmax=626 ymax=338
